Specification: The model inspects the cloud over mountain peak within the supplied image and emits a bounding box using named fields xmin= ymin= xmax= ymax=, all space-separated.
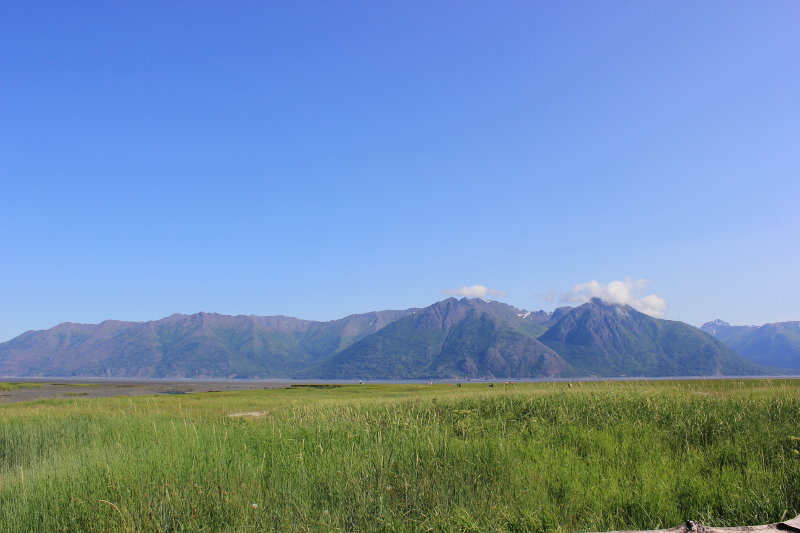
xmin=443 ymin=285 xmax=507 ymax=298
xmin=565 ymin=278 xmax=667 ymax=317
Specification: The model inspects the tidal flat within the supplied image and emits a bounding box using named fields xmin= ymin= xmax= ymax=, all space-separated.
xmin=0 ymin=379 xmax=288 ymax=404
xmin=1 ymin=380 xmax=799 ymax=533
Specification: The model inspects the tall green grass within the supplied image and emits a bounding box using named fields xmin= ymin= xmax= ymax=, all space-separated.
xmin=1 ymin=380 xmax=799 ymax=532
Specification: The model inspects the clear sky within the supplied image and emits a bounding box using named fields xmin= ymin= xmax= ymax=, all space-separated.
xmin=1 ymin=1 xmax=798 ymax=341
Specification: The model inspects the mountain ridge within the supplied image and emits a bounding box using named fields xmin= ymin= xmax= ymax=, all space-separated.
xmin=540 ymin=299 xmax=767 ymax=377
xmin=306 ymin=298 xmax=571 ymax=379
xmin=0 ymin=299 xmax=783 ymax=379
xmin=0 ymin=307 xmax=419 ymax=378
xmin=701 ymin=319 xmax=800 ymax=369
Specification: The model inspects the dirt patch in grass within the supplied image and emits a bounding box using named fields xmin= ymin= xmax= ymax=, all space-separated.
xmin=227 ymin=411 xmax=269 ymax=418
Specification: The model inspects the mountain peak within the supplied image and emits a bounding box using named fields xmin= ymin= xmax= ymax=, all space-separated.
xmin=579 ymin=298 xmax=636 ymax=319
xmin=586 ymin=297 xmax=632 ymax=310
xmin=539 ymin=302 xmax=765 ymax=377
xmin=700 ymin=319 xmax=800 ymax=369
xmin=702 ymin=319 xmax=731 ymax=329
xmin=311 ymin=297 xmax=571 ymax=379
xmin=549 ymin=306 xmax=574 ymax=323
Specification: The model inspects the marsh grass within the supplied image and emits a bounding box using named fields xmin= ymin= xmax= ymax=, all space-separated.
xmin=0 ymin=382 xmax=40 ymax=391
xmin=1 ymin=380 xmax=800 ymax=532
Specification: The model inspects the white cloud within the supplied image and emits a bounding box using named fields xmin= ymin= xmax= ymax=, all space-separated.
xmin=443 ymin=285 xmax=507 ymax=298
xmin=565 ymin=278 xmax=667 ymax=317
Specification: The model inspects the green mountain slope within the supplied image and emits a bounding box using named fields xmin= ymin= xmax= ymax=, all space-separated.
xmin=539 ymin=299 xmax=768 ymax=376
xmin=0 ymin=309 xmax=416 ymax=378
xmin=308 ymin=298 xmax=571 ymax=379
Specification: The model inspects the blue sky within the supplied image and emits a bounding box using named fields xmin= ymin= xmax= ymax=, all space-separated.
xmin=1 ymin=1 xmax=798 ymax=341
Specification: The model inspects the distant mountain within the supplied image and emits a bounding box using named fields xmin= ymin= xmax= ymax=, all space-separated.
xmin=308 ymin=298 xmax=571 ymax=379
xmin=539 ymin=299 xmax=767 ymax=377
xmin=0 ymin=309 xmax=416 ymax=378
xmin=701 ymin=319 xmax=800 ymax=369
xmin=517 ymin=306 xmax=573 ymax=329
xmin=700 ymin=320 xmax=758 ymax=349
xmin=0 ymin=298 xmax=780 ymax=379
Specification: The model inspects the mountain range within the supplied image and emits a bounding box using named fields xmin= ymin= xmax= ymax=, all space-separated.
xmin=701 ymin=319 xmax=800 ymax=369
xmin=0 ymin=298 xmax=786 ymax=379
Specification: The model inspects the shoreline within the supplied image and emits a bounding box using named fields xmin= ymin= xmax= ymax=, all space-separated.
xmin=2 ymin=375 xmax=800 ymax=406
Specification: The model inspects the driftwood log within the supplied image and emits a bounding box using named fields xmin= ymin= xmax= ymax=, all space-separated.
xmin=585 ymin=515 xmax=800 ymax=533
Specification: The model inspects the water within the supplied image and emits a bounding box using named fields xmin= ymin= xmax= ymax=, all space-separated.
xmin=3 ymin=374 xmax=800 ymax=386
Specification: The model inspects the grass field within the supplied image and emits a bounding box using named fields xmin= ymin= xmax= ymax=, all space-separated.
xmin=2 ymin=380 xmax=800 ymax=533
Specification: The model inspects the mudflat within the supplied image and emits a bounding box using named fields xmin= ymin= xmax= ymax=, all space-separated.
xmin=0 ymin=379 xmax=289 ymax=404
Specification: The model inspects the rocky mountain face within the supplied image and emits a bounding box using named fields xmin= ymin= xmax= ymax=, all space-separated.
xmin=308 ymin=298 xmax=571 ymax=379
xmin=0 ymin=298 xmax=779 ymax=379
xmin=539 ymin=299 xmax=766 ymax=377
xmin=701 ymin=319 xmax=800 ymax=369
